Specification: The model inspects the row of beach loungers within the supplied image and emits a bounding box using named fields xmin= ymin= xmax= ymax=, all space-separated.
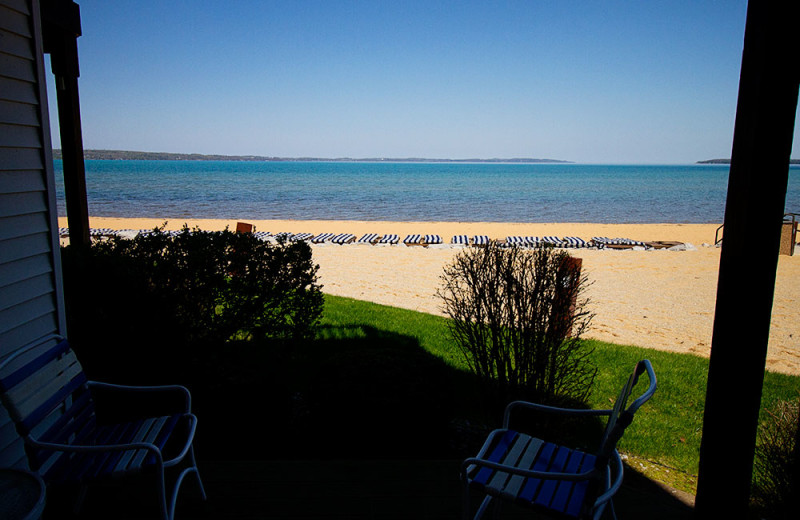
xmin=63 ymin=228 xmax=655 ymax=249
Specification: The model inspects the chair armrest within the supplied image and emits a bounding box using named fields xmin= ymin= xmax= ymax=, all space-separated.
xmin=88 ymin=381 xmax=192 ymax=413
xmin=26 ymin=437 xmax=164 ymax=465
xmin=503 ymin=400 xmax=611 ymax=428
xmin=461 ymin=456 xmax=598 ymax=483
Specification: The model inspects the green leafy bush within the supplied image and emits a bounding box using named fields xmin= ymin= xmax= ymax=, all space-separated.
xmin=437 ymin=243 xmax=596 ymax=405
xmin=60 ymin=227 xmax=323 ymax=380
xmin=752 ymin=398 xmax=799 ymax=519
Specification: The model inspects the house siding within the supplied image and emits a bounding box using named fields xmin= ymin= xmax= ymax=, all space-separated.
xmin=0 ymin=0 xmax=64 ymax=470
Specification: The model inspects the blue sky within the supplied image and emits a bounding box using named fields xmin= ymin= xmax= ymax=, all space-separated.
xmin=47 ymin=0 xmax=799 ymax=163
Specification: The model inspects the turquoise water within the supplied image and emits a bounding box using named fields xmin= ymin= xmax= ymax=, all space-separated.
xmin=53 ymin=161 xmax=800 ymax=224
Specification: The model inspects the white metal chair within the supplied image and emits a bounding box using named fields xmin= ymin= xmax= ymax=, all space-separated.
xmin=461 ymin=360 xmax=656 ymax=520
xmin=0 ymin=336 xmax=206 ymax=520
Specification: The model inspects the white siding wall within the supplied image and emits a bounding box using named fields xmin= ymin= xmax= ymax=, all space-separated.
xmin=0 ymin=0 xmax=64 ymax=469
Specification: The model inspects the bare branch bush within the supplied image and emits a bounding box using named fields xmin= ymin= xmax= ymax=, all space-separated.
xmin=437 ymin=243 xmax=596 ymax=405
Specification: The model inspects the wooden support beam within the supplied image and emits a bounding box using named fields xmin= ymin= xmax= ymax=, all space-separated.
xmin=694 ymin=1 xmax=799 ymax=517
xmin=40 ymin=0 xmax=89 ymax=247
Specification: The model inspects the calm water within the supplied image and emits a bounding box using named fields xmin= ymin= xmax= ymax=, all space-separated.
xmin=54 ymin=161 xmax=800 ymax=224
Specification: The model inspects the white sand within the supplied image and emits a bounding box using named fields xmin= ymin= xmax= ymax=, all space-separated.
xmin=65 ymin=217 xmax=800 ymax=375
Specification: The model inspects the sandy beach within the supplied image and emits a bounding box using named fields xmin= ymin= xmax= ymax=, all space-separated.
xmin=64 ymin=217 xmax=800 ymax=376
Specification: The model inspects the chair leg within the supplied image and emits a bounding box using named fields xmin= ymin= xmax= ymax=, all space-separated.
xmin=73 ymin=484 xmax=89 ymax=515
xmin=474 ymin=495 xmax=494 ymax=520
xmin=189 ymin=446 xmax=207 ymax=500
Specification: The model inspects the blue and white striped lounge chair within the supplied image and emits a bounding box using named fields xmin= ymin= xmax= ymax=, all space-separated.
xmin=269 ymin=232 xmax=293 ymax=242
xmin=541 ymin=236 xmax=566 ymax=247
xmin=0 ymin=336 xmax=206 ymax=520
xmin=423 ymin=234 xmax=443 ymax=245
xmin=591 ymin=237 xmax=646 ymax=249
xmin=562 ymin=236 xmax=589 ymax=248
xmin=404 ymin=234 xmax=423 ymax=246
xmin=311 ymin=233 xmax=335 ymax=244
xmin=524 ymin=236 xmax=541 ymax=247
xmin=503 ymin=236 xmax=526 ymax=248
xmin=89 ymin=228 xmax=118 ymax=238
xmin=472 ymin=235 xmax=490 ymax=247
xmin=452 ymin=235 xmax=469 ymax=246
xmin=253 ymin=231 xmax=272 ymax=241
xmin=115 ymin=229 xmax=140 ymax=239
xmin=378 ymin=234 xmax=399 ymax=245
xmin=461 ymin=360 xmax=657 ymax=520
xmin=59 ymin=227 xmax=70 ymax=237
xmin=357 ymin=233 xmax=381 ymax=244
xmin=331 ymin=233 xmax=356 ymax=245
xmin=291 ymin=232 xmax=314 ymax=242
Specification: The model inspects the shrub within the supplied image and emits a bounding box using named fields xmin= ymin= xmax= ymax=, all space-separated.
xmin=60 ymin=227 xmax=324 ymax=376
xmin=437 ymin=243 xmax=596 ymax=405
xmin=752 ymin=398 xmax=799 ymax=519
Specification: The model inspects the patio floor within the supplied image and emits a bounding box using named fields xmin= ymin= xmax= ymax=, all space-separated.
xmin=42 ymin=459 xmax=694 ymax=519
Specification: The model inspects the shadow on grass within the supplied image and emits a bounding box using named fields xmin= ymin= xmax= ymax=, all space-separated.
xmin=63 ymin=322 xmax=695 ymax=519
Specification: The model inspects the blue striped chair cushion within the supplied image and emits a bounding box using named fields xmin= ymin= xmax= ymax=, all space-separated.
xmin=312 ymin=233 xmax=334 ymax=243
xmin=332 ymin=233 xmax=356 ymax=244
xmin=379 ymin=234 xmax=399 ymax=244
xmin=472 ymin=235 xmax=490 ymax=246
xmin=452 ymin=235 xmax=469 ymax=245
xmin=42 ymin=414 xmax=184 ymax=484
xmin=466 ymin=429 xmax=597 ymax=518
xmin=358 ymin=233 xmax=380 ymax=243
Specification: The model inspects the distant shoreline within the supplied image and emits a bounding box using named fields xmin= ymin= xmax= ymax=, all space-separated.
xmin=697 ymin=158 xmax=800 ymax=165
xmin=53 ymin=149 xmax=572 ymax=164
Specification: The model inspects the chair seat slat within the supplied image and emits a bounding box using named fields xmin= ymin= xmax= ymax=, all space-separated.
xmin=113 ymin=419 xmax=155 ymax=473
xmin=486 ymin=432 xmax=532 ymax=492
xmin=502 ymin=437 xmax=544 ymax=500
xmin=565 ymin=454 xmax=596 ymax=517
xmin=547 ymin=448 xmax=587 ymax=513
xmin=473 ymin=430 xmax=517 ymax=485
xmin=131 ymin=416 xmax=170 ymax=469
xmin=534 ymin=445 xmax=573 ymax=507
xmin=0 ymin=340 xmax=71 ymax=390
xmin=38 ymin=390 xmax=94 ymax=445
xmin=518 ymin=442 xmax=556 ymax=502
xmin=20 ymin=371 xmax=88 ymax=434
xmin=4 ymin=350 xmax=81 ymax=408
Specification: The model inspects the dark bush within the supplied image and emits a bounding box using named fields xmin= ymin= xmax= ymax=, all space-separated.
xmin=752 ymin=398 xmax=800 ymax=519
xmin=437 ymin=243 xmax=596 ymax=405
xmin=60 ymin=227 xmax=323 ymax=380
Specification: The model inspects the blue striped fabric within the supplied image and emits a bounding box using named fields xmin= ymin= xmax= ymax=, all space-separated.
xmin=403 ymin=234 xmax=422 ymax=245
xmin=312 ymin=233 xmax=335 ymax=243
xmin=331 ymin=233 xmax=356 ymax=244
xmin=562 ymin=236 xmax=588 ymax=248
xmin=452 ymin=235 xmax=469 ymax=245
xmin=424 ymin=234 xmax=442 ymax=245
xmin=358 ymin=233 xmax=380 ymax=244
xmin=472 ymin=235 xmax=490 ymax=246
xmin=466 ymin=430 xmax=596 ymax=519
xmin=379 ymin=234 xmax=399 ymax=244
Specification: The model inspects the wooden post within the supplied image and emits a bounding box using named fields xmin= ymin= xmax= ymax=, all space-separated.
xmin=41 ymin=0 xmax=89 ymax=247
xmin=235 ymin=222 xmax=254 ymax=233
xmin=694 ymin=1 xmax=799 ymax=517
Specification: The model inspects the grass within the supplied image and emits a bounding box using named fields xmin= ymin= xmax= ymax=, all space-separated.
xmin=319 ymin=293 xmax=800 ymax=494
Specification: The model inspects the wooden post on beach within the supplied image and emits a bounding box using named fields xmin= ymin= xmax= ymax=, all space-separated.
xmin=41 ymin=0 xmax=90 ymax=247
xmin=694 ymin=1 xmax=799 ymax=517
xmin=236 ymin=222 xmax=254 ymax=233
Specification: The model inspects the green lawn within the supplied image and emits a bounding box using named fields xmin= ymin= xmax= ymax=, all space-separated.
xmin=320 ymin=293 xmax=800 ymax=493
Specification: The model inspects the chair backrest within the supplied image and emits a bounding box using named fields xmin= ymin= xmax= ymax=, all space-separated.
xmin=0 ymin=337 xmax=96 ymax=473
xmin=597 ymin=360 xmax=657 ymax=460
